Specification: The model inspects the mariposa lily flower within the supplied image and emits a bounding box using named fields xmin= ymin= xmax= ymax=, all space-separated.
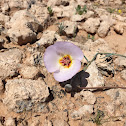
xmin=44 ymin=41 xmax=84 ymax=82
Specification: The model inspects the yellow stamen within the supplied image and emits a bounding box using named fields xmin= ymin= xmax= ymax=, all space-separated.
xmin=59 ymin=55 xmax=72 ymax=68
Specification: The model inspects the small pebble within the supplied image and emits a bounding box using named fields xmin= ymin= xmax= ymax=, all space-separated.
xmin=65 ymin=84 xmax=72 ymax=92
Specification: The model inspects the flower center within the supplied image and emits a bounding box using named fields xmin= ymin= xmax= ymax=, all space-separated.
xmin=59 ymin=55 xmax=72 ymax=68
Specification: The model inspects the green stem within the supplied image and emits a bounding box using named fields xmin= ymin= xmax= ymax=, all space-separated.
xmin=83 ymin=52 xmax=126 ymax=71
xmin=83 ymin=55 xmax=89 ymax=62
xmin=69 ymin=52 xmax=126 ymax=90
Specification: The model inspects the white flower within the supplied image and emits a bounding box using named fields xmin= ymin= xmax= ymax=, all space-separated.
xmin=44 ymin=41 xmax=83 ymax=82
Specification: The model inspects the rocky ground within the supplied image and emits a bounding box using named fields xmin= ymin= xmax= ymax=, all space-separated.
xmin=0 ymin=0 xmax=126 ymax=126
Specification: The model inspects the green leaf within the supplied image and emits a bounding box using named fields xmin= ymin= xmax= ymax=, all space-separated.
xmin=77 ymin=5 xmax=81 ymax=10
xmin=82 ymin=5 xmax=87 ymax=13
xmin=47 ymin=6 xmax=53 ymax=16
xmin=79 ymin=10 xmax=83 ymax=15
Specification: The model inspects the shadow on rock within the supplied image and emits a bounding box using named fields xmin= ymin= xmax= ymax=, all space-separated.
xmin=59 ymin=70 xmax=90 ymax=96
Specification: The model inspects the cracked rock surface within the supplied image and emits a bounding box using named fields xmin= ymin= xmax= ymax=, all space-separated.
xmin=0 ymin=0 xmax=126 ymax=125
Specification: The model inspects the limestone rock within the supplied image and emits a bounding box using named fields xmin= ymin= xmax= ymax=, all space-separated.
xmin=45 ymin=110 xmax=69 ymax=126
xmin=47 ymin=0 xmax=69 ymax=6
xmin=5 ymin=117 xmax=16 ymax=126
xmin=95 ymin=53 xmax=115 ymax=77
xmin=0 ymin=65 xmax=17 ymax=80
xmin=56 ymin=0 xmax=69 ymax=6
xmin=36 ymin=30 xmax=62 ymax=46
xmin=29 ymin=2 xmax=50 ymax=25
xmin=0 ymin=48 xmax=23 ymax=65
xmin=100 ymin=15 xmax=116 ymax=26
xmin=24 ymin=49 xmax=43 ymax=66
xmin=82 ymin=39 xmax=114 ymax=62
xmin=3 ymin=78 xmax=50 ymax=113
xmin=98 ymin=21 xmax=110 ymax=37
xmin=99 ymin=0 xmax=109 ymax=5
xmin=53 ymin=6 xmax=75 ymax=18
xmin=47 ymin=0 xmax=59 ymax=6
xmin=19 ymin=65 xmax=39 ymax=79
xmin=1 ymin=0 xmax=34 ymax=11
xmin=0 ymin=48 xmax=23 ymax=79
xmin=82 ymin=18 xmax=100 ymax=34
xmin=71 ymin=14 xmax=86 ymax=22
xmin=114 ymin=22 xmax=125 ymax=35
xmin=98 ymin=15 xmax=115 ymax=37
xmin=0 ymin=24 xmax=5 ymax=35
xmin=74 ymin=90 xmax=96 ymax=104
xmin=112 ymin=14 xmax=126 ymax=22
xmin=31 ymin=116 xmax=42 ymax=126
xmin=102 ymin=121 xmax=124 ymax=126
xmin=71 ymin=105 xmax=93 ymax=120
xmin=6 ymin=10 xmax=42 ymax=45
xmin=0 ymin=13 xmax=10 ymax=25
xmin=106 ymin=101 xmax=115 ymax=116
xmin=0 ymin=38 xmax=5 ymax=49
xmin=84 ymin=38 xmax=114 ymax=52
xmin=53 ymin=120 xmax=69 ymax=126
xmin=121 ymin=70 xmax=126 ymax=80
xmin=1 ymin=3 xmax=9 ymax=13
xmin=63 ymin=20 xmax=77 ymax=37
xmin=54 ymin=111 xmax=68 ymax=122
xmin=7 ymin=27 xmax=36 ymax=45
xmin=44 ymin=119 xmax=53 ymax=126
xmin=82 ymin=122 xmax=98 ymax=126
xmin=86 ymin=62 xmax=104 ymax=89
xmin=124 ymin=121 xmax=126 ymax=126
xmin=106 ymin=89 xmax=126 ymax=116
xmin=95 ymin=8 xmax=109 ymax=17
xmin=115 ymin=0 xmax=122 ymax=5
xmin=71 ymin=11 xmax=94 ymax=22
xmin=6 ymin=9 xmax=42 ymax=33
xmin=82 ymin=39 xmax=115 ymax=76
xmin=114 ymin=53 xmax=126 ymax=67
xmin=76 ymin=0 xmax=88 ymax=6
xmin=0 ymin=79 xmax=4 ymax=93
